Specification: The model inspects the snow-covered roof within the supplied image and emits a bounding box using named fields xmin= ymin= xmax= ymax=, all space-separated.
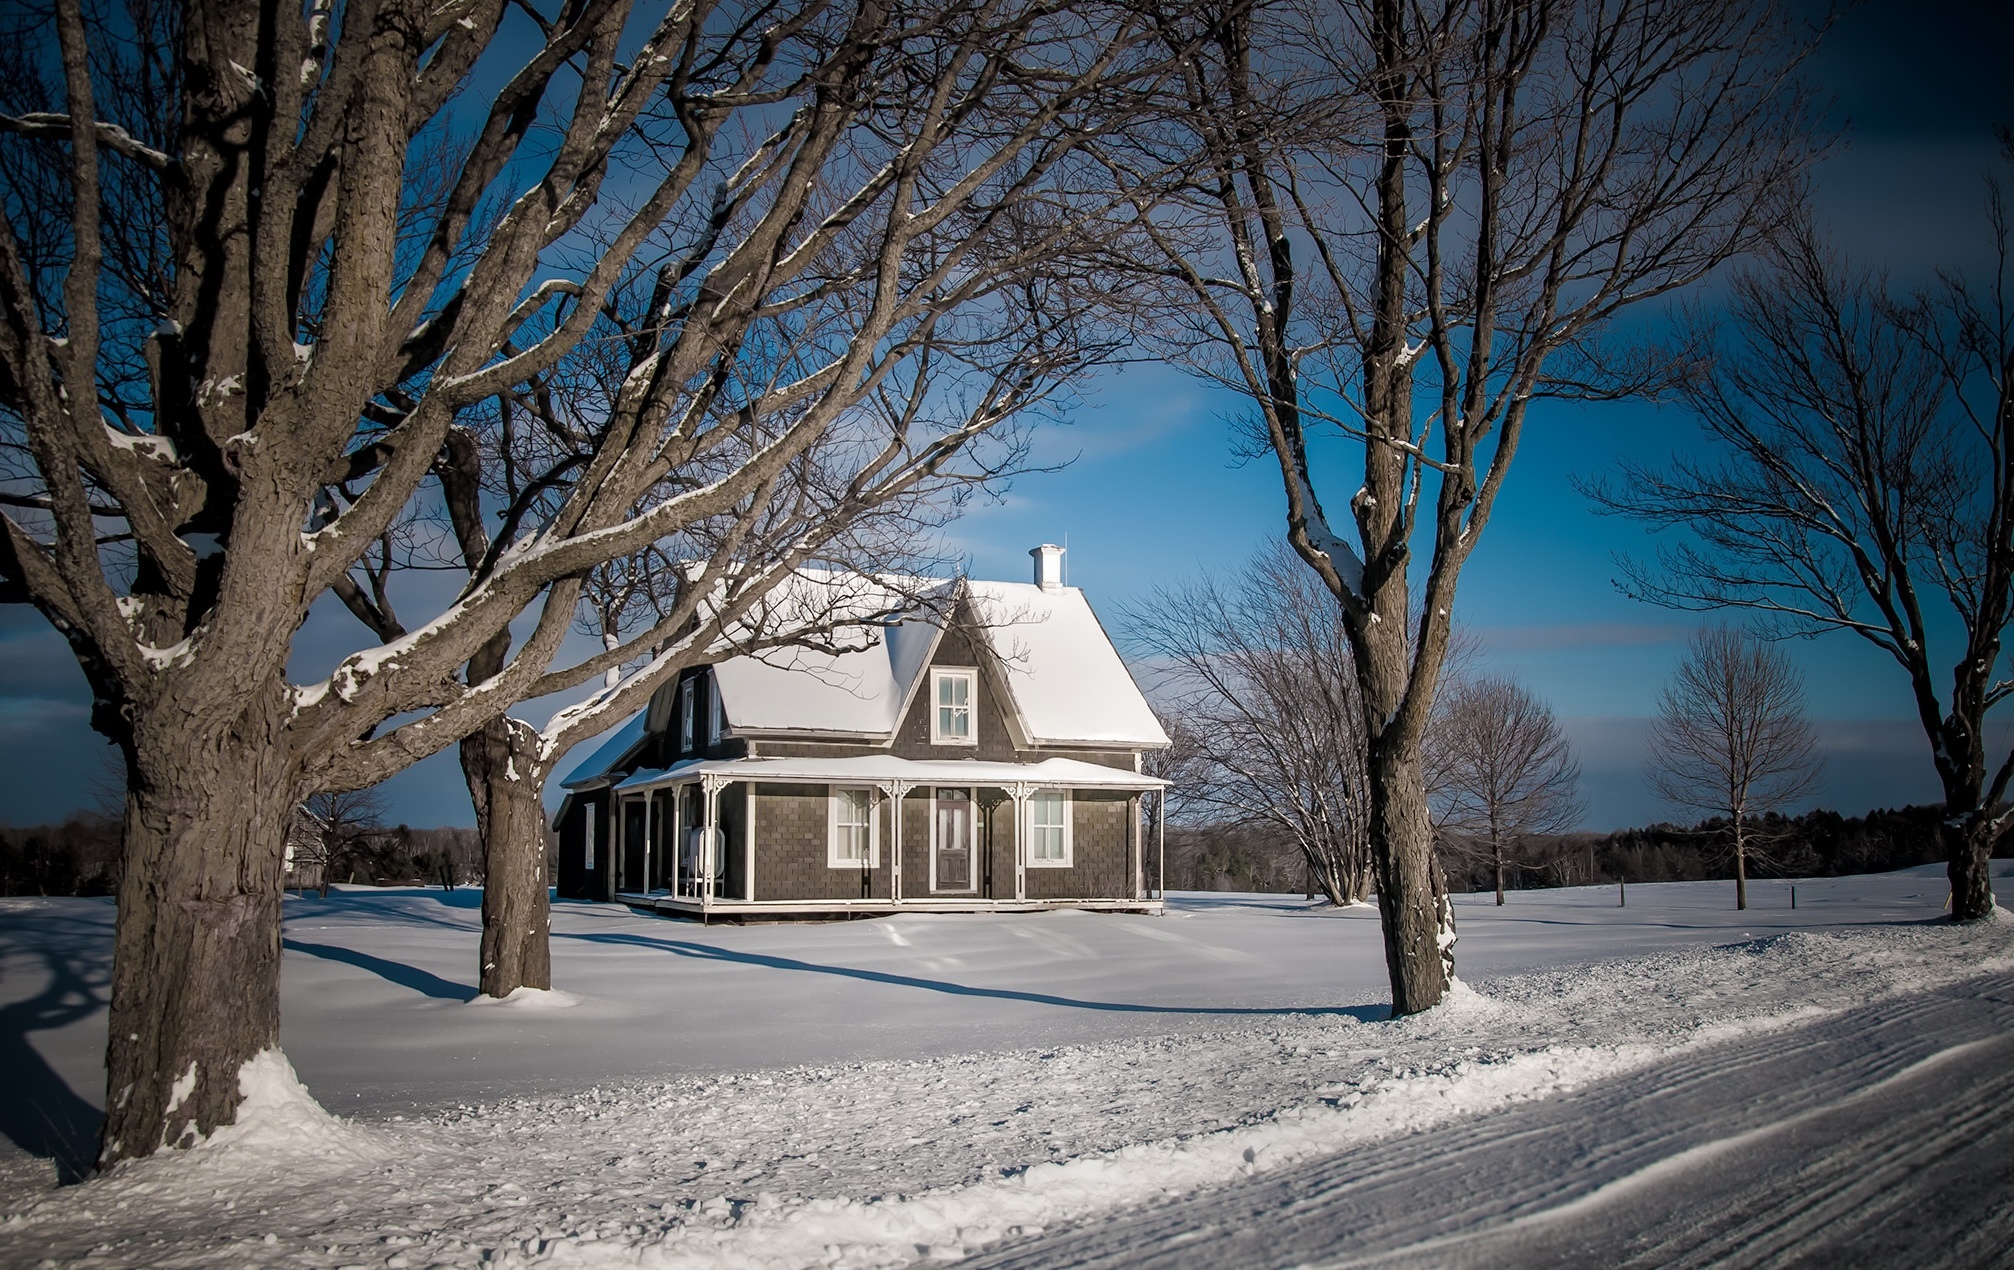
xmin=559 ymin=713 xmax=650 ymax=790
xmin=700 ymin=569 xmax=951 ymax=738
xmin=965 ymin=581 xmax=1170 ymax=748
xmin=711 ymin=577 xmax=1166 ymax=749
xmin=710 ymin=614 xmax=941 ymax=738
xmin=615 ymin=754 xmax=1163 ymax=792
xmin=568 ymin=567 xmax=1166 ymax=787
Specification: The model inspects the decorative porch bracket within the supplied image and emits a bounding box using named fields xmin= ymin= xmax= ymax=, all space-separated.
xmin=881 ymin=779 xmax=914 ymax=904
xmin=700 ymin=774 xmax=726 ymax=906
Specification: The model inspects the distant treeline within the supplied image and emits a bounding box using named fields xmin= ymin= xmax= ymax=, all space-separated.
xmin=1157 ymin=824 xmax=1311 ymax=896
xmin=0 ymin=818 xmax=501 ymax=897
xmin=1159 ymin=804 xmax=1996 ymax=898
xmin=309 ymin=824 xmax=490 ymax=892
xmin=1441 ymin=804 xmax=1967 ymax=895
xmin=6 ymin=804 xmax=1992 ymax=899
xmin=0 ymin=814 xmax=121 ymax=897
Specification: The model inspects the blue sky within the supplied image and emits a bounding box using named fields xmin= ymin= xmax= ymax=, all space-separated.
xmin=2 ymin=0 xmax=2010 ymax=831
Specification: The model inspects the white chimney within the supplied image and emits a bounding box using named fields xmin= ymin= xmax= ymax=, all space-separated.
xmin=1030 ymin=543 xmax=1065 ymax=591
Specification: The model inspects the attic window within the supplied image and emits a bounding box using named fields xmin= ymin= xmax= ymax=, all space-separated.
xmin=678 ymin=678 xmax=697 ymax=752
xmin=707 ymin=674 xmax=726 ymax=741
xmin=930 ymin=667 xmax=976 ymax=746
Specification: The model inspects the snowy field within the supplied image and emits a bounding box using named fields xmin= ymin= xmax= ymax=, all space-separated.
xmin=1 ymin=866 xmax=2011 ymax=1268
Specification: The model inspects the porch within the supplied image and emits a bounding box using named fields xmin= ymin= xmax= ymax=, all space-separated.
xmin=601 ymin=754 xmax=1166 ymax=915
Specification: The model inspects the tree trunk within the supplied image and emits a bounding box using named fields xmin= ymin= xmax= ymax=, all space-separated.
xmin=461 ymin=717 xmax=552 ymax=998
xmin=101 ymin=698 xmax=292 ymax=1168
xmin=1302 ymin=836 xmax=1371 ymax=906
xmin=1366 ymin=733 xmax=1454 ymax=1013
xmin=1946 ymin=820 xmax=1996 ymax=920
xmin=1492 ymin=828 xmax=1505 ymax=906
xmin=1734 ymin=820 xmax=1748 ymax=911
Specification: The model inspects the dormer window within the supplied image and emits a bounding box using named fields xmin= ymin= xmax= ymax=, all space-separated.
xmin=707 ymin=674 xmax=726 ymax=742
xmin=930 ymin=667 xmax=976 ymax=746
xmin=678 ymin=677 xmax=697 ymax=752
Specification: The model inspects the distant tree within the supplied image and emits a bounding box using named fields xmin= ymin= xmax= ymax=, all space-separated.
xmin=1647 ymin=628 xmax=1822 ymax=909
xmin=1427 ymin=677 xmax=1584 ymax=905
xmin=300 ymin=788 xmax=390 ymax=898
xmin=1124 ymin=548 xmax=1375 ymax=906
xmin=1588 ymin=200 xmax=2014 ymax=922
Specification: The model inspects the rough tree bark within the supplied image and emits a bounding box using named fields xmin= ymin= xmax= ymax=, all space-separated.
xmin=1366 ymin=731 xmax=1457 ymax=1001
xmin=102 ymin=689 xmax=293 ymax=1159
xmin=461 ymin=716 xmax=551 ymax=997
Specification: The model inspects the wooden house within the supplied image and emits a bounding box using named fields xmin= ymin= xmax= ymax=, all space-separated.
xmin=553 ymin=546 xmax=1169 ymax=918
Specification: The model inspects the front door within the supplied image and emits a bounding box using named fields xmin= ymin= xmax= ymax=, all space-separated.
xmin=933 ymin=787 xmax=974 ymax=893
xmin=620 ymin=797 xmax=648 ymax=892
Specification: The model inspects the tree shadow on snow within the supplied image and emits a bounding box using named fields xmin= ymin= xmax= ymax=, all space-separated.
xmin=282 ymin=939 xmax=476 ymax=1001
xmin=563 ymin=930 xmax=1386 ymax=1021
xmin=0 ymin=935 xmax=109 ymax=1184
xmin=282 ymin=887 xmax=486 ymax=934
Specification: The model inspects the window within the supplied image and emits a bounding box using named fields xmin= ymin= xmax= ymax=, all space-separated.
xmin=1028 ymin=788 xmax=1071 ymax=866
xmin=584 ymin=811 xmax=597 ymax=870
xmin=678 ymin=678 xmax=697 ymax=752
xmin=828 ymin=787 xmax=878 ymax=868
xmin=930 ymin=667 xmax=976 ymax=745
xmin=707 ymin=675 xmax=727 ymax=742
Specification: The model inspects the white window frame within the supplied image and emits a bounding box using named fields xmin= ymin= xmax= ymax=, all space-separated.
xmin=929 ymin=667 xmax=977 ymax=746
xmin=1027 ymin=787 xmax=1072 ymax=867
xmin=707 ymin=674 xmax=727 ymax=742
xmin=827 ymin=786 xmax=879 ymax=868
xmin=678 ymin=677 xmax=697 ymax=752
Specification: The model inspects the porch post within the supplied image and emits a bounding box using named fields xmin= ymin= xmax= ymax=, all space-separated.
xmin=1008 ymin=782 xmax=1032 ymax=902
xmin=1157 ymin=790 xmax=1165 ymax=905
xmin=887 ymin=780 xmax=913 ymax=904
xmin=670 ymin=783 xmax=683 ymax=897
xmin=701 ymin=775 xmax=723 ymax=907
xmin=1130 ymin=793 xmax=1142 ymax=901
xmin=642 ymin=789 xmax=653 ymax=896
xmin=744 ymin=783 xmax=756 ymax=902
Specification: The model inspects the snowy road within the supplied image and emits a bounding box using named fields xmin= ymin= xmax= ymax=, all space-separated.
xmin=965 ymin=971 xmax=2014 ymax=1270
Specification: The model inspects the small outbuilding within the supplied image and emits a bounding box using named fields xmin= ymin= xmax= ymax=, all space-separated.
xmin=553 ymin=546 xmax=1169 ymax=918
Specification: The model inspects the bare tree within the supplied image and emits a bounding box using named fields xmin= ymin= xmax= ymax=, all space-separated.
xmin=1588 ymin=200 xmax=2014 ymax=921
xmin=297 ymin=787 xmax=390 ymax=899
xmin=1427 ymin=676 xmax=1583 ymax=905
xmin=1646 ymin=627 xmax=1821 ymax=909
xmin=0 ymin=0 xmax=1186 ymax=1163
xmin=1102 ymin=0 xmax=1816 ymax=1011
xmin=1123 ymin=548 xmax=1374 ymax=906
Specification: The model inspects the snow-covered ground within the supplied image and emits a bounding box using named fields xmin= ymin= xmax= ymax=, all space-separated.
xmin=0 ymin=866 xmax=2009 ymax=1267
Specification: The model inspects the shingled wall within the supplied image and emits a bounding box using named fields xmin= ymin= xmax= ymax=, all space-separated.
xmin=751 ymin=783 xmax=892 ymax=901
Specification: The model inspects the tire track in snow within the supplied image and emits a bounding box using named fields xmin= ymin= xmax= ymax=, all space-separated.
xmin=960 ymin=974 xmax=2014 ymax=1270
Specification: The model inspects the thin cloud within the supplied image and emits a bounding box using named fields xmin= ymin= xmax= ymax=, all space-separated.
xmin=1480 ymin=622 xmax=1691 ymax=652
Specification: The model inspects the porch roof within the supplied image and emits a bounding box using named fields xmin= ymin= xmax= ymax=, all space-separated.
xmin=609 ymin=753 xmax=1165 ymax=794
